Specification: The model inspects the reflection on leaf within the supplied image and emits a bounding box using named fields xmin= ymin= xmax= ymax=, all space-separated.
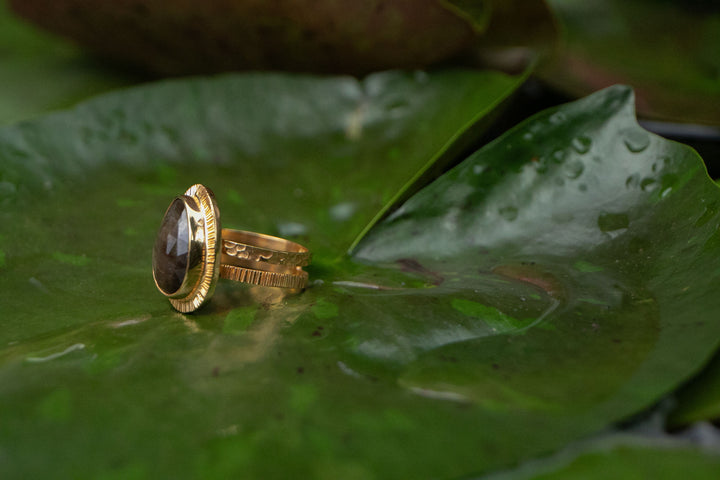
xmin=1 ymin=75 xmax=720 ymax=478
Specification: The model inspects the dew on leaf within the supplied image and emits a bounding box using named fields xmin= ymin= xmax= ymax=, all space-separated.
xmin=552 ymin=150 xmax=566 ymax=163
xmin=499 ymin=206 xmax=519 ymax=221
xmin=276 ymin=221 xmax=308 ymax=237
xmin=622 ymin=128 xmax=650 ymax=153
xmin=549 ymin=111 xmax=567 ymax=125
xmin=26 ymin=343 xmax=86 ymax=363
xmin=571 ymin=135 xmax=592 ymax=154
xmin=329 ymin=201 xmax=357 ymax=222
xmin=640 ymin=178 xmax=658 ymax=192
xmin=625 ymin=174 xmax=640 ymax=189
xmin=564 ymin=160 xmax=585 ymax=179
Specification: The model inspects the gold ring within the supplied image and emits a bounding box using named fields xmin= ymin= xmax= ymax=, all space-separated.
xmin=152 ymin=184 xmax=311 ymax=313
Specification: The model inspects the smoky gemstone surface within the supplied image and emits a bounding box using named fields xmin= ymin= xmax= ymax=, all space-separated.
xmin=153 ymin=198 xmax=190 ymax=295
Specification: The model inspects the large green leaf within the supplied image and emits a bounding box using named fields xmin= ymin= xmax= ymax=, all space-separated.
xmin=350 ymin=85 xmax=720 ymax=469
xmin=1 ymin=73 xmax=719 ymax=479
xmin=0 ymin=70 xmax=525 ymax=478
xmin=478 ymin=433 xmax=720 ymax=479
xmin=669 ymin=350 xmax=720 ymax=426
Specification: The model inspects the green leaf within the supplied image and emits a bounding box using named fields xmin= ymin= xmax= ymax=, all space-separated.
xmin=1 ymin=71 xmax=719 ymax=478
xmin=0 ymin=1 xmax=140 ymax=125
xmin=480 ymin=434 xmax=720 ymax=480
xmin=352 ymin=85 xmax=720 ymax=463
xmin=541 ymin=0 xmax=720 ymax=125
xmin=669 ymin=350 xmax=720 ymax=427
xmin=0 ymin=70 xmax=525 ymax=478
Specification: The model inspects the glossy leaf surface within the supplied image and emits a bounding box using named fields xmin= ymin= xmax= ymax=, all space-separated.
xmin=0 ymin=70 xmax=523 ymax=478
xmin=479 ymin=433 xmax=720 ymax=480
xmin=670 ymin=351 xmax=720 ymax=426
xmin=1 ymin=75 xmax=720 ymax=479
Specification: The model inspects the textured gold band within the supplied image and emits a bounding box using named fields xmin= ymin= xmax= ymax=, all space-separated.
xmin=220 ymin=264 xmax=308 ymax=289
xmin=222 ymin=238 xmax=311 ymax=267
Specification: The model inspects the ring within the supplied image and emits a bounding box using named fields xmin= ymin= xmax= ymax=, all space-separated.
xmin=152 ymin=184 xmax=311 ymax=313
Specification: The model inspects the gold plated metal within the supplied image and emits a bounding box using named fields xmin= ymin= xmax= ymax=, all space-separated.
xmin=152 ymin=184 xmax=310 ymax=313
xmin=152 ymin=184 xmax=221 ymax=313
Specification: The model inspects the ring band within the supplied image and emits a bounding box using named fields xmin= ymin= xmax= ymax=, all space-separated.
xmin=152 ymin=184 xmax=311 ymax=313
xmin=220 ymin=229 xmax=310 ymax=288
xmin=221 ymin=229 xmax=311 ymax=267
xmin=220 ymin=265 xmax=308 ymax=289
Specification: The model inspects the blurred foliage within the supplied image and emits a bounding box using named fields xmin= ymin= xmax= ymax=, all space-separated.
xmin=0 ymin=1 xmax=142 ymax=125
xmin=542 ymin=0 xmax=720 ymax=125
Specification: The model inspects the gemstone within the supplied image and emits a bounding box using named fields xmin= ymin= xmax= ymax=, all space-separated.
xmin=152 ymin=198 xmax=189 ymax=294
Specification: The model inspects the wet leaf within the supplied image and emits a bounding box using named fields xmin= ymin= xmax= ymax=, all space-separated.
xmin=352 ymin=85 xmax=720 ymax=467
xmin=669 ymin=350 xmax=720 ymax=427
xmin=479 ymin=433 xmax=720 ymax=480
xmin=0 ymin=70 xmax=524 ymax=478
xmin=1 ymin=74 xmax=719 ymax=479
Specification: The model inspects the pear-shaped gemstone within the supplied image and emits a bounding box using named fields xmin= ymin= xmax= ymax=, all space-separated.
xmin=152 ymin=198 xmax=189 ymax=294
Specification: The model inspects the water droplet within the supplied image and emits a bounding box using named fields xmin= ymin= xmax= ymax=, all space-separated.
xmin=552 ymin=150 xmax=566 ymax=163
xmin=625 ymin=174 xmax=640 ymax=189
xmin=473 ymin=164 xmax=484 ymax=175
xmin=622 ymin=128 xmax=650 ymax=153
xmin=26 ymin=343 xmax=86 ymax=363
xmin=598 ymin=212 xmax=630 ymax=233
xmin=549 ymin=112 xmax=567 ymax=125
xmin=499 ymin=206 xmax=519 ymax=221
xmin=329 ymin=202 xmax=356 ymax=222
xmin=564 ymin=160 xmax=585 ymax=179
xmin=661 ymin=187 xmax=673 ymax=198
xmin=276 ymin=222 xmax=308 ymax=237
xmin=640 ymin=178 xmax=657 ymax=192
xmin=523 ymin=132 xmax=534 ymax=141
xmin=571 ymin=136 xmax=592 ymax=154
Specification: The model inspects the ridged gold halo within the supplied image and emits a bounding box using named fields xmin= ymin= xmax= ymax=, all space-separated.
xmin=152 ymin=184 xmax=221 ymax=313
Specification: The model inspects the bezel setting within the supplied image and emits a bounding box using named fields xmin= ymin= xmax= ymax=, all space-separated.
xmin=152 ymin=184 xmax=221 ymax=313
